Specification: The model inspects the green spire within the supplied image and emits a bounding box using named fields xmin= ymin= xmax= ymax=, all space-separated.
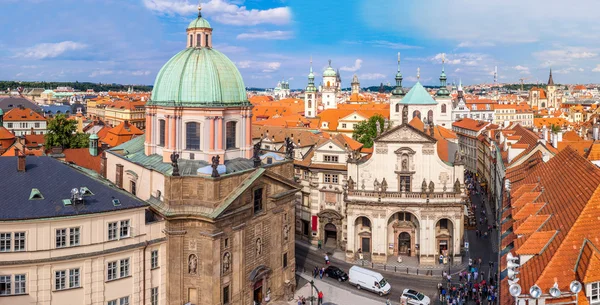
xmin=436 ymin=53 xmax=450 ymax=97
xmin=306 ymin=57 xmax=316 ymax=92
xmin=392 ymin=52 xmax=404 ymax=96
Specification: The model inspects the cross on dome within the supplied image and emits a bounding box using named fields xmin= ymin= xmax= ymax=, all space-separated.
xmin=197 ymin=3 xmax=202 ymax=17
xmin=417 ymin=67 xmax=420 ymax=80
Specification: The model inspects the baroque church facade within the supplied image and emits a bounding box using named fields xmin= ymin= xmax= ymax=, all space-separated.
xmin=105 ymin=8 xmax=299 ymax=305
xmin=529 ymin=69 xmax=564 ymax=109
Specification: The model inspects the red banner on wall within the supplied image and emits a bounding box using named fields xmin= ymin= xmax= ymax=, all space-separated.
xmin=311 ymin=216 xmax=318 ymax=231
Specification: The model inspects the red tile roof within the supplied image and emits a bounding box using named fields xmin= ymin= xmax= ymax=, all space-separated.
xmin=3 ymin=107 xmax=46 ymax=121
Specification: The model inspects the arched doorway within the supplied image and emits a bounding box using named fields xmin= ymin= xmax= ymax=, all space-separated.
xmin=398 ymin=232 xmax=411 ymax=255
xmin=324 ymin=223 xmax=337 ymax=247
xmin=435 ymin=218 xmax=454 ymax=264
xmin=354 ymin=216 xmax=372 ymax=259
xmin=387 ymin=212 xmax=420 ymax=257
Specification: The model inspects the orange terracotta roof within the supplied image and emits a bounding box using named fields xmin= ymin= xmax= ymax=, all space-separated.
xmin=3 ymin=107 xmax=46 ymax=121
xmin=408 ymin=116 xmax=424 ymax=131
xmin=452 ymin=118 xmax=488 ymax=132
xmin=557 ymin=140 xmax=593 ymax=157
xmin=534 ymin=118 xmax=571 ymax=128
xmin=587 ymin=143 xmax=600 ymax=161
xmin=513 ymin=202 xmax=546 ymax=220
xmin=0 ymin=127 xmax=15 ymax=140
xmin=100 ymin=121 xmax=143 ymax=147
xmin=515 ymin=230 xmax=557 ymax=255
xmin=575 ymin=240 xmax=600 ymax=283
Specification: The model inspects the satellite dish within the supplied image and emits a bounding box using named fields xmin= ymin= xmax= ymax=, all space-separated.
xmin=509 ymin=284 xmax=522 ymax=297
xmin=570 ymin=281 xmax=582 ymax=294
xmin=549 ymin=283 xmax=561 ymax=298
xmin=529 ymin=285 xmax=542 ymax=299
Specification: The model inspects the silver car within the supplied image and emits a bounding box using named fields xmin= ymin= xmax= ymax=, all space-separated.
xmin=401 ymin=289 xmax=431 ymax=305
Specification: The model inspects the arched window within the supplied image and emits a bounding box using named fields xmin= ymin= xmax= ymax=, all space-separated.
xmin=428 ymin=110 xmax=434 ymax=123
xmin=189 ymin=35 xmax=193 ymax=47
xmin=159 ymin=119 xmax=166 ymax=147
xmin=395 ymin=103 xmax=400 ymax=113
xmin=186 ymin=122 xmax=201 ymax=150
xmin=412 ymin=110 xmax=421 ymax=120
xmin=196 ymin=33 xmax=201 ymax=47
xmin=441 ymin=104 xmax=447 ymax=113
xmin=226 ymin=121 xmax=237 ymax=149
xmin=308 ymin=100 xmax=312 ymax=108
xmin=327 ymin=81 xmax=331 ymax=87
xmin=205 ymin=34 xmax=209 ymax=47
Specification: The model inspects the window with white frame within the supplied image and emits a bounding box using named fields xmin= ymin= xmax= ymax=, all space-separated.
xmin=151 ymin=250 xmax=159 ymax=269
xmin=591 ymin=282 xmax=600 ymax=303
xmin=56 ymin=229 xmax=67 ymax=248
xmin=14 ymin=274 xmax=25 ymax=294
xmin=108 ymin=222 xmax=118 ymax=240
xmin=120 ymin=220 xmax=130 ymax=238
xmin=0 ymin=275 xmax=11 ymax=295
xmin=108 ymin=300 xmax=117 ymax=305
xmin=69 ymin=228 xmax=80 ymax=246
xmin=107 ymin=261 xmax=117 ymax=281
xmin=69 ymin=269 xmax=80 ymax=288
xmin=14 ymin=232 xmax=25 ymax=251
xmin=55 ymin=270 xmax=66 ymax=290
xmin=0 ymin=233 xmax=11 ymax=252
xmin=120 ymin=258 xmax=130 ymax=277
xmin=323 ymin=155 xmax=338 ymax=163
xmin=108 ymin=220 xmax=130 ymax=241
xmin=341 ymin=123 xmax=347 ymax=128
xmin=151 ymin=287 xmax=159 ymax=305
xmin=324 ymin=174 xmax=339 ymax=184
xmin=120 ymin=296 xmax=130 ymax=305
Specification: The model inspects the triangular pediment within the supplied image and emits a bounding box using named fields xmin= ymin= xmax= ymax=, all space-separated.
xmin=375 ymin=123 xmax=436 ymax=143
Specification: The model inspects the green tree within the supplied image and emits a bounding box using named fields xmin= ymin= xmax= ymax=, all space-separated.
xmin=352 ymin=114 xmax=389 ymax=148
xmin=550 ymin=123 xmax=561 ymax=134
xmin=45 ymin=114 xmax=89 ymax=149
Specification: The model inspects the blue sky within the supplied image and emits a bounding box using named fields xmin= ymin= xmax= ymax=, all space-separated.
xmin=1 ymin=0 xmax=599 ymax=88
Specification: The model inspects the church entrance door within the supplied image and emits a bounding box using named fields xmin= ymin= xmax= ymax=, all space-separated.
xmin=253 ymin=279 xmax=263 ymax=304
xmin=324 ymin=223 xmax=337 ymax=247
xmin=398 ymin=232 xmax=411 ymax=256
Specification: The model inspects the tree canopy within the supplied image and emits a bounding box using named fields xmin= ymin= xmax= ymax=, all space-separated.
xmin=0 ymin=81 xmax=152 ymax=92
xmin=45 ymin=114 xmax=90 ymax=149
xmin=352 ymin=114 xmax=389 ymax=148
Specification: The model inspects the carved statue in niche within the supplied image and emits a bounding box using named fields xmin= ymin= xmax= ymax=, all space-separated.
xmin=283 ymin=225 xmax=289 ymax=242
xmin=421 ymin=179 xmax=427 ymax=193
xmin=401 ymin=155 xmax=408 ymax=171
xmin=222 ymin=252 xmax=231 ymax=273
xmin=170 ymin=151 xmax=180 ymax=176
xmin=429 ymin=181 xmax=435 ymax=193
xmin=374 ymin=178 xmax=380 ymax=191
xmin=188 ymin=254 xmax=198 ymax=274
xmin=347 ymin=176 xmax=355 ymax=190
xmin=454 ymin=179 xmax=461 ymax=193
xmin=381 ymin=178 xmax=388 ymax=192
xmin=211 ymin=155 xmax=220 ymax=178
xmin=256 ymin=238 xmax=262 ymax=256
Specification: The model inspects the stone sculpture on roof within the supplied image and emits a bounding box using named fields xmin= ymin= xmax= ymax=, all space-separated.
xmin=170 ymin=151 xmax=180 ymax=176
xmin=211 ymin=155 xmax=220 ymax=178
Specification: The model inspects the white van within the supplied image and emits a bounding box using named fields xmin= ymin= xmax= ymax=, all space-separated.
xmin=348 ymin=266 xmax=391 ymax=296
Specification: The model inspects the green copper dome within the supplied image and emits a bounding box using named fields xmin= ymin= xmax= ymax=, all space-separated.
xmin=187 ymin=17 xmax=211 ymax=29
xmin=400 ymin=82 xmax=437 ymax=105
xmin=323 ymin=66 xmax=336 ymax=77
xmin=149 ymin=48 xmax=248 ymax=107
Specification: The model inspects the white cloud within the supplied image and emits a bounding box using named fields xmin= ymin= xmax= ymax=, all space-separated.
xmin=131 ymin=70 xmax=151 ymax=76
xmin=431 ymin=53 xmax=488 ymax=66
xmin=343 ymin=40 xmax=420 ymax=49
xmin=405 ymin=76 xmax=432 ymax=82
xmin=340 ymin=59 xmax=362 ymax=72
xmin=454 ymin=68 xmax=461 ymax=73
xmin=17 ymin=41 xmax=87 ymax=59
xmin=593 ymin=65 xmax=600 ymax=72
xmin=457 ymin=41 xmax=496 ymax=48
xmin=358 ymin=73 xmax=386 ymax=80
xmin=553 ymin=67 xmax=584 ymax=74
xmin=237 ymin=60 xmax=281 ymax=72
xmin=143 ymin=0 xmax=291 ymax=25
xmin=533 ymin=47 xmax=598 ymax=67
xmin=213 ymin=44 xmax=247 ymax=53
xmin=236 ymin=31 xmax=293 ymax=40
xmin=513 ymin=65 xmax=530 ymax=74
xmin=89 ymin=69 xmax=114 ymax=77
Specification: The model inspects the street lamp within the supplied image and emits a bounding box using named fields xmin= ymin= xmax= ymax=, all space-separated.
xmin=512 ymin=281 xmax=583 ymax=304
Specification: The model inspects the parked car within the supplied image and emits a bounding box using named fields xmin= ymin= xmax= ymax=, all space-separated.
xmin=324 ymin=266 xmax=348 ymax=282
xmin=401 ymin=289 xmax=431 ymax=305
xmin=348 ymin=266 xmax=391 ymax=296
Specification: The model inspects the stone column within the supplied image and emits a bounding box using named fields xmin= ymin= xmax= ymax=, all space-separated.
xmin=217 ymin=116 xmax=223 ymax=150
xmin=208 ymin=117 xmax=215 ymax=151
xmin=345 ymin=214 xmax=356 ymax=262
xmin=170 ymin=115 xmax=176 ymax=150
xmin=164 ymin=115 xmax=171 ymax=149
xmin=246 ymin=112 xmax=252 ymax=147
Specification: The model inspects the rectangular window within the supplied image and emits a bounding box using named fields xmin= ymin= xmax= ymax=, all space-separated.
xmin=303 ymin=171 xmax=309 ymax=180
xmin=130 ymin=181 xmax=136 ymax=196
xmin=185 ymin=122 xmax=200 ymax=150
xmin=70 ymin=227 xmax=80 ymax=246
xmin=400 ymin=175 xmax=412 ymax=192
xmin=151 ymin=287 xmax=159 ymax=305
xmin=120 ymin=259 xmax=130 ymax=278
xmin=120 ymin=296 xmax=130 ymax=305
xmin=592 ymin=282 xmax=600 ymax=303
xmin=283 ymin=252 xmax=288 ymax=268
xmin=14 ymin=232 xmax=25 ymax=251
xmin=151 ymin=250 xmax=159 ymax=269
xmin=14 ymin=274 xmax=25 ymax=294
xmin=223 ymin=286 xmax=230 ymax=304
xmin=55 ymin=270 xmax=66 ymax=290
xmin=324 ymin=174 xmax=338 ymax=184
xmin=69 ymin=269 xmax=80 ymax=288
xmin=159 ymin=119 xmax=166 ymax=147
xmin=6 ymin=123 xmax=12 ymax=129
xmin=35 ymin=122 xmax=40 ymax=128
xmin=0 ymin=233 xmax=11 ymax=252
xmin=0 ymin=275 xmax=11 ymax=295
xmin=107 ymin=262 xmax=117 ymax=281
xmin=56 ymin=229 xmax=67 ymax=248
xmin=108 ymin=300 xmax=117 ymax=305
xmin=108 ymin=222 xmax=118 ymax=240
xmin=253 ymin=188 xmax=263 ymax=214
xmin=226 ymin=121 xmax=237 ymax=149
xmin=323 ymin=155 xmax=339 ymax=163
xmin=120 ymin=220 xmax=130 ymax=238
xmin=341 ymin=123 xmax=347 ymax=128
xmin=324 ymin=174 xmax=331 ymax=183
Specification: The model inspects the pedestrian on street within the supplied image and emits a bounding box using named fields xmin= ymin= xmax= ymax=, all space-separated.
xmin=474 ymin=271 xmax=479 ymax=283
xmin=297 ymin=297 xmax=302 ymax=305
xmin=317 ymin=291 xmax=323 ymax=305
xmin=481 ymin=271 xmax=485 ymax=281
xmin=317 ymin=240 xmax=322 ymax=249
xmin=313 ymin=267 xmax=318 ymax=278
xmin=386 ymin=298 xmax=391 ymax=305
xmin=447 ymin=274 xmax=452 ymax=284
xmin=443 ymin=270 xmax=447 ymax=279
xmin=324 ymin=254 xmax=329 ymax=265
xmin=319 ymin=267 xmax=324 ymax=279
xmin=441 ymin=288 xmax=446 ymax=302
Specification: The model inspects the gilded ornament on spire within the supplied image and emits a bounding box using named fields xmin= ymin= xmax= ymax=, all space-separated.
xmin=417 ymin=67 xmax=420 ymax=80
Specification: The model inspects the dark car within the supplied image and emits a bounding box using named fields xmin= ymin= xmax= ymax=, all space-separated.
xmin=324 ymin=266 xmax=348 ymax=282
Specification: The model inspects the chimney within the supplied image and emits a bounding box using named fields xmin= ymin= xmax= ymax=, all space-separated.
xmin=552 ymin=133 xmax=558 ymax=148
xmin=542 ymin=125 xmax=548 ymax=141
xmin=594 ymin=125 xmax=599 ymax=141
xmin=17 ymin=150 xmax=26 ymax=172
xmin=100 ymin=151 xmax=107 ymax=178
xmin=116 ymin=164 xmax=124 ymax=188
xmin=557 ymin=131 xmax=563 ymax=143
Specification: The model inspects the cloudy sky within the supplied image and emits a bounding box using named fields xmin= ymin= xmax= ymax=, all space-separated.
xmin=1 ymin=0 xmax=600 ymax=88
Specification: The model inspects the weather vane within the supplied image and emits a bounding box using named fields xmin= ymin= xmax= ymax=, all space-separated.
xmin=417 ymin=67 xmax=420 ymax=80
xmin=197 ymin=2 xmax=202 ymax=17
xmin=442 ymin=53 xmax=445 ymax=64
